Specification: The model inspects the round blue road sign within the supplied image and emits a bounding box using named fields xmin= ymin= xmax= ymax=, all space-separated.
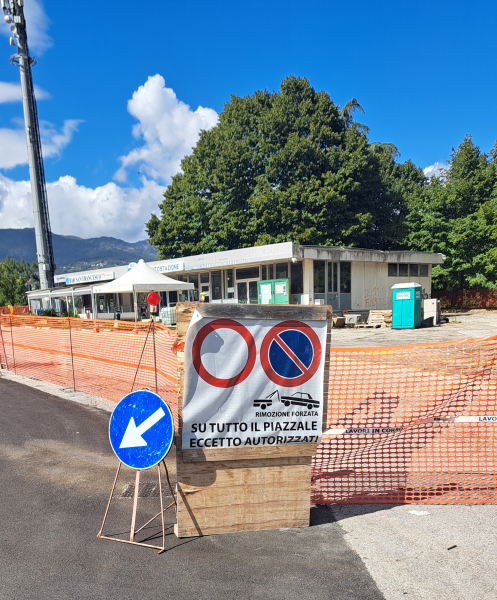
xmin=109 ymin=390 xmax=174 ymax=470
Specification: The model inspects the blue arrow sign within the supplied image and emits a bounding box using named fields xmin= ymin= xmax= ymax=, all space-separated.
xmin=109 ymin=390 xmax=174 ymax=470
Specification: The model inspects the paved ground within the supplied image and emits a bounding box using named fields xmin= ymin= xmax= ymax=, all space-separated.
xmin=0 ymin=376 xmax=384 ymax=600
xmin=331 ymin=311 xmax=497 ymax=347
xmin=331 ymin=503 xmax=497 ymax=600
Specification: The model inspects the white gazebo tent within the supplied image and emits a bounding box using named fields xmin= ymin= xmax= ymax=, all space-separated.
xmin=93 ymin=259 xmax=193 ymax=321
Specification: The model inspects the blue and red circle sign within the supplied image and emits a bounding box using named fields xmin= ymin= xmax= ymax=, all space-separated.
xmin=260 ymin=320 xmax=322 ymax=387
xmin=192 ymin=319 xmax=256 ymax=388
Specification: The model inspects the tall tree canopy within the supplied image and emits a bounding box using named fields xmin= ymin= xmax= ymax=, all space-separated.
xmin=406 ymin=136 xmax=497 ymax=289
xmin=0 ymin=257 xmax=38 ymax=306
xmin=146 ymin=76 xmax=414 ymax=258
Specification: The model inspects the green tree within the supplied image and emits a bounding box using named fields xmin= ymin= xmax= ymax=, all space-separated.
xmin=0 ymin=257 xmax=39 ymax=306
xmin=147 ymin=76 xmax=411 ymax=258
xmin=406 ymin=136 xmax=497 ymax=289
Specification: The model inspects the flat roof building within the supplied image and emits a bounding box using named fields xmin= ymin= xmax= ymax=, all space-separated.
xmin=27 ymin=242 xmax=444 ymax=320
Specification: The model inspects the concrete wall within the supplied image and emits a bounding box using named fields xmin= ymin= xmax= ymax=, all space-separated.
xmin=351 ymin=262 xmax=432 ymax=310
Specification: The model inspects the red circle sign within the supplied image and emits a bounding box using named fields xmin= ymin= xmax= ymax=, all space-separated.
xmin=192 ymin=319 xmax=256 ymax=388
xmin=147 ymin=291 xmax=160 ymax=306
xmin=260 ymin=320 xmax=322 ymax=387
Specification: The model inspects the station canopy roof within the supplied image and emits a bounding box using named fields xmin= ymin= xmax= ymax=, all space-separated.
xmin=93 ymin=259 xmax=194 ymax=294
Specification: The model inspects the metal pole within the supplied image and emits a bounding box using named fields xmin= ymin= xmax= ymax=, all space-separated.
xmin=130 ymin=471 xmax=140 ymax=542
xmin=68 ymin=317 xmax=76 ymax=391
xmin=9 ymin=316 xmax=16 ymax=374
xmin=158 ymin=463 xmax=166 ymax=552
xmin=152 ymin=319 xmax=158 ymax=394
xmin=4 ymin=1 xmax=55 ymax=289
xmin=130 ymin=322 xmax=152 ymax=393
xmin=0 ymin=317 xmax=8 ymax=371
xmin=97 ymin=462 xmax=122 ymax=537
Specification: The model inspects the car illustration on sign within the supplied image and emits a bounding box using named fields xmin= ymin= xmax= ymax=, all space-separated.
xmin=281 ymin=392 xmax=320 ymax=410
xmin=253 ymin=390 xmax=280 ymax=410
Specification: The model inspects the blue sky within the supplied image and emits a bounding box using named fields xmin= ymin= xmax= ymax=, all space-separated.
xmin=1 ymin=0 xmax=496 ymax=241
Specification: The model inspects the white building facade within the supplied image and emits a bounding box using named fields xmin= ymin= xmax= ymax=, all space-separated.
xmin=27 ymin=242 xmax=444 ymax=319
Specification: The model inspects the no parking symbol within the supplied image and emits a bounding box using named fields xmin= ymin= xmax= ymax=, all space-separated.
xmin=260 ymin=320 xmax=322 ymax=387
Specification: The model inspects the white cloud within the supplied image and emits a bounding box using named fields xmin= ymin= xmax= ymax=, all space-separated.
xmin=0 ymin=81 xmax=50 ymax=103
xmin=0 ymin=75 xmax=218 ymax=241
xmin=0 ymin=173 xmax=164 ymax=241
xmin=114 ymin=74 xmax=218 ymax=183
xmin=0 ymin=119 xmax=81 ymax=170
xmin=423 ymin=162 xmax=448 ymax=179
xmin=0 ymin=0 xmax=52 ymax=54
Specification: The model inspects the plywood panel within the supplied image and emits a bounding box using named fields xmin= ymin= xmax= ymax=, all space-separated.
xmin=183 ymin=443 xmax=317 ymax=462
xmin=179 ymin=464 xmax=311 ymax=489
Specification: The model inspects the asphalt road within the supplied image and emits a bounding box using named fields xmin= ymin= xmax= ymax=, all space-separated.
xmin=0 ymin=376 xmax=384 ymax=600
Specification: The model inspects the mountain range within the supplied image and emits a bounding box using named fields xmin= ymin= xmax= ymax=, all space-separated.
xmin=0 ymin=228 xmax=158 ymax=274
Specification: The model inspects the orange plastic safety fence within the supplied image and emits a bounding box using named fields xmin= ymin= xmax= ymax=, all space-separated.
xmin=312 ymin=337 xmax=497 ymax=504
xmin=0 ymin=315 xmax=179 ymax=427
xmin=0 ymin=306 xmax=29 ymax=315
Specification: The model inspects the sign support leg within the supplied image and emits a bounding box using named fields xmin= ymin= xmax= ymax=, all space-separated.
xmin=98 ymin=460 xmax=175 ymax=553
xmin=130 ymin=471 xmax=140 ymax=542
xmin=97 ymin=461 xmax=121 ymax=537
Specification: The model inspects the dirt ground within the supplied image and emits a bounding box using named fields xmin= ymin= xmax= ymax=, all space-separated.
xmin=330 ymin=311 xmax=497 ymax=347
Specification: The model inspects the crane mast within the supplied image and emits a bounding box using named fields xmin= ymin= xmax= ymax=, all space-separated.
xmin=2 ymin=0 xmax=55 ymax=289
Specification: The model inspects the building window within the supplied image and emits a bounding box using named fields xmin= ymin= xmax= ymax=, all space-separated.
xmin=388 ymin=263 xmax=398 ymax=277
xmin=290 ymin=261 xmax=303 ymax=294
xmin=211 ymin=271 xmax=222 ymax=300
xmin=340 ymin=262 xmax=351 ymax=294
xmin=420 ymin=264 xmax=429 ymax=277
xmin=314 ymin=261 xmax=325 ymax=293
xmin=236 ymin=266 xmax=259 ymax=280
xmin=399 ymin=264 xmax=409 ymax=277
xmin=224 ymin=270 xmax=234 ymax=299
xmin=275 ymin=263 xmax=288 ymax=279
xmin=409 ymin=264 xmax=418 ymax=276
xmin=328 ymin=262 xmax=338 ymax=292
xmin=200 ymin=273 xmax=209 ymax=284
xmin=189 ymin=274 xmax=199 ymax=301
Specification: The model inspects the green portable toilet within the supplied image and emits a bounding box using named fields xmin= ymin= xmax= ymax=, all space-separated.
xmin=391 ymin=283 xmax=422 ymax=329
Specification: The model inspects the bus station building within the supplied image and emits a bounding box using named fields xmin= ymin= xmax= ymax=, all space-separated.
xmin=26 ymin=242 xmax=444 ymax=320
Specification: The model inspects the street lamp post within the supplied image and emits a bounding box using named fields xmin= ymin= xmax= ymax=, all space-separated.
xmin=2 ymin=0 xmax=55 ymax=290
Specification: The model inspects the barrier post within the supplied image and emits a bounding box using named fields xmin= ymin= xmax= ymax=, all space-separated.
xmin=0 ymin=317 xmax=8 ymax=370
xmin=9 ymin=316 xmax=16 ymax=374
xmin=68 ymin=317 xmax=76 ymax=391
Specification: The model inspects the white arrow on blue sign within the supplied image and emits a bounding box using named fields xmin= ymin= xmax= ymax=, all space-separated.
xmin=109 ymin=390 xmax=174 ymax=470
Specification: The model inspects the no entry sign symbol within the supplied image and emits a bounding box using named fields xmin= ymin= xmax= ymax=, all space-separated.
xmin=192 ymin=318 xmax=256 ymax=388
xmin=260 ymin=320 xmax=322 ymax=387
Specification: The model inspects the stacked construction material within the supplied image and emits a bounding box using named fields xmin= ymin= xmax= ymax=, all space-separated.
xmin=369 ymin=309 xmax=392 ymax=328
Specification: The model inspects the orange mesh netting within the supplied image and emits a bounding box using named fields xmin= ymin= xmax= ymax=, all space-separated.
xmin=0 ymin=315 xmax=179 ymax=426
xmin=312 ymin=337 xmax=497 ymax=504
xmin=0 ymin=306 xmax=29 ymax=315
xmin=2 ymin=314 xmax=496 ymax=503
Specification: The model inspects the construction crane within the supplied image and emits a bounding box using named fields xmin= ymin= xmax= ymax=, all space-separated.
xmin=2 ymin=0 xmax=55 ymax=290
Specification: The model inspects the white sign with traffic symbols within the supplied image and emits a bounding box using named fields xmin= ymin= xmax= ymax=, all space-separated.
xmin=182 ymin=317 xmax=327 ymax=450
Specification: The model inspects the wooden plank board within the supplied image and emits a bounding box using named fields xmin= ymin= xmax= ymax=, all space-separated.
xmin=178 ymin=456 xmax=312 ymax=477
xmin=175 ymin=515 xmax=309 ymax=538
xmin=183 ymin=443 xmax=317 ymax=462
xmin=194 ymin=303 xmax=328 ymax=321
xmin=179 ymin=464 xmax=311 ymax=489
xmin=178 ymin=480 xmax=310 ymax=509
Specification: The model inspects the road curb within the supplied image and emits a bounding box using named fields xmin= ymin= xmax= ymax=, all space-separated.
xmin=0 ymin=369 xmax=115 ymax=413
